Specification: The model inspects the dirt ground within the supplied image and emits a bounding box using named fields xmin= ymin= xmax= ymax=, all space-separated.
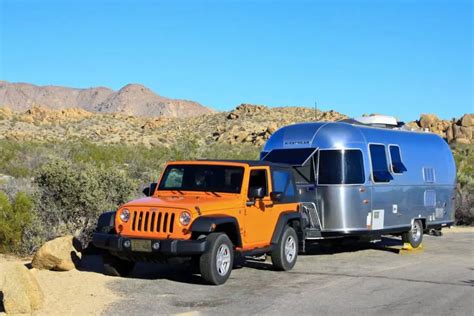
xmin=0 ymin=255 xmax=117 ymax=316
xmin=0 ymin=226 xmax=473 ymax=315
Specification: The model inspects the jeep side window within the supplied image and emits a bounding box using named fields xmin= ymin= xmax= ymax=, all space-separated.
xmin=248 ymin=169 xmax=268 ymax=197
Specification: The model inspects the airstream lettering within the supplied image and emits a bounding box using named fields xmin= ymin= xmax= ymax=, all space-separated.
xmin=261 ymin=116 xmax=456 ymax=248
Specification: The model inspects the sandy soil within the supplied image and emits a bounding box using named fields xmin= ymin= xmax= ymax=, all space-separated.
xmin=441 ymin=225 xmax=474 ymax=233
xmin=0 ymin=255 xmax=118 ymax=316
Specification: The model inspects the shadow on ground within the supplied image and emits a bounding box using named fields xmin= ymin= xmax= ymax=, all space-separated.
xmin=79 ymin=236 xmax=406 ymax=284
xmin=244 ymin=236 xmax=404 ymax=270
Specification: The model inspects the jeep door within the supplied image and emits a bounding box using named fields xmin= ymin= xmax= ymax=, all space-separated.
xmin=243 ymin=167 xmax=280 ymax=248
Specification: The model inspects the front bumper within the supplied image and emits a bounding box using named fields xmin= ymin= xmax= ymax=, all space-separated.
xmin=92 ymin=233 xmax=208 ymax=256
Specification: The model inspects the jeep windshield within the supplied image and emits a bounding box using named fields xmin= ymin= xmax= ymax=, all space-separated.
xmin=158 ymin=164 xmax=245 ymax=194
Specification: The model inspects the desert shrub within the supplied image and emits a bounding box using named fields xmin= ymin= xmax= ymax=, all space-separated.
xmin=452 ymin=144 xmax=474 ymax=225
xmin=33 ymin=160 xmax=139 ymax=246
xmin=0 ymin=191 xmax=34 ymax=252
xmin=200 ymin=143 xmax=260 ymax=160
xmin=0 ymin=140 xmax=57 ymax=178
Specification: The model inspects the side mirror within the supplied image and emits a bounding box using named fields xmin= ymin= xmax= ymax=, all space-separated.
xmin=248 ymin=187 xmax=265 ymax=200
xmin=270 ymin=191 xmax=283 ymax=201
xmin=143 ymin=182 xmax=158 ymax=197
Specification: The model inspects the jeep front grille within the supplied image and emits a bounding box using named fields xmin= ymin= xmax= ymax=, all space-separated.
xmin=131 ymin=210 xmax=175 ymax=233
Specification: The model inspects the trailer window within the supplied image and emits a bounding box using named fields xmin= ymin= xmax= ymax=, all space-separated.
xmin=389 ymin=145 xmax=407 ymax=174
xmin=369 ymin=144 xmax=393 ymax=183
xmin=318 ymin=150 xmax=365 ymax=185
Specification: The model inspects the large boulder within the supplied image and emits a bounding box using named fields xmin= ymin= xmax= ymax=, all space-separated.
xmin=460 ymin=114 xmax=474 ymax=127
xmin=31 ymin=235 xmax=82 ymax=271
xmin=419 ymin=114 xmax=439 ymax=129
xmin=0 ymin=263 xmax=44 ymax=314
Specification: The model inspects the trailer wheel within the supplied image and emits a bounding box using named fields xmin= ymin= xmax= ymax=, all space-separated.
xmin=199 ymin=233 xmax=234 ymax=285
xmin=102 ymin=252 xmax=135 ymax=277
xmin=271 ymin=225 xmax=298 ymax=271
xmin=402 ymin=220 xmax=423 ymax=248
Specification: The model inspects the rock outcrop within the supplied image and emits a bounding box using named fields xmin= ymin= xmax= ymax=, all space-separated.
xmin=409 ymin=113 xmax=473 ymax=144
xmin=0 ymin=103 xmax=471 ymax=147
xmin=210 ymin=104 xmax=347 ymax=146
xmin=31 ymin=235 xmax=82 ymax=271
xmin=0 ymin=263 xmax=44 ymax=314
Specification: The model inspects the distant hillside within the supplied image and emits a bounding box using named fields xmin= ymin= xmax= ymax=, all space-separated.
xmin=0 ymin=81 xmax=213 ymax=118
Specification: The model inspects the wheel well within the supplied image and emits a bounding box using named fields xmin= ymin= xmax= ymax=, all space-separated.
xmin=213 ymin=223 xmax=241 ymax=247
xmin=289 ymin=219 xmax=301 ymax=232
xmin=418 ymin=218 xmax=427 ymax=230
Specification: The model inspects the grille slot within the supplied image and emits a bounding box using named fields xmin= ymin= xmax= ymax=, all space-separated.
xmin=130 ymin=210 xmax=176 ymax=234
xmin=150 ymin=212 xmax=156 ymax=232
xmin=163 ymin=213 xmax=169 ymax=233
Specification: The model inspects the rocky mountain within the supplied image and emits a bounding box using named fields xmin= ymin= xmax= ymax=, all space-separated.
xmin=0 ymin=81 xmax=213 ymax=118
xmin=0 ymin=103 xmax=471 ymax=147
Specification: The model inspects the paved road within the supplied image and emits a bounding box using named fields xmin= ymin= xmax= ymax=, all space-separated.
xmin=105 ymin=232 xmax=473 ymax=315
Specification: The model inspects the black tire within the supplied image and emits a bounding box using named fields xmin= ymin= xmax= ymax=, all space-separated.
xmin=402 ymin=220 xmax=423 ymax=248
xmin=102 ymin=252 xmax=135 ymax=277
xmin=271 ymin=225 xmax=298 ymax=271
xmin=199 ymin=233 xmax=234 ymax=285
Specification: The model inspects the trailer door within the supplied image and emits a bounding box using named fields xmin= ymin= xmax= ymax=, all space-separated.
xmin=316 ymin=149 xmax=370 ymax=231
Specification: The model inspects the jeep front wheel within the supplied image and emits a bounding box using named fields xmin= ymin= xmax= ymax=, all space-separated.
xmin=271 ymin=225 xmax=298 ymax=271
xmin=199 ymin=233 xmax=234 ymax=285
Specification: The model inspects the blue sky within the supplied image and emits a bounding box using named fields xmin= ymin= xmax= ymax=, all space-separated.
xmin=1 ymin=0 xmax=472 ymax=121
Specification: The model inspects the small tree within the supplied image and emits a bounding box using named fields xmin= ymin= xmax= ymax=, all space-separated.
xmin=0 ymin=191 xmax=33 ymax=252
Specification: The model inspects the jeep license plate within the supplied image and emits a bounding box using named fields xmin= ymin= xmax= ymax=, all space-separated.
xmin=131 ymin=239 xmax=151 ymax=252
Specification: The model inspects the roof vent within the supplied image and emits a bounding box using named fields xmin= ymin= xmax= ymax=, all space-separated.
xmin=354 ymin=115 xmax=398 ymax=127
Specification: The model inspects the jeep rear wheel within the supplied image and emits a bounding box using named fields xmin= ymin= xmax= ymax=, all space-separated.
xmin=102 ymin=252 xmax=135 ymax=277
xmin=199 ymin=233 xmax=234 ymax=285
xmin=271 ymin=225 xmax=298 ymax=271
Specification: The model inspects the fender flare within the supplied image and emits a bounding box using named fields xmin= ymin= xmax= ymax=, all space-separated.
xmin=96 ymin=211 xmax=116 ymax=233
xmin=190 ymin=216 xmax=242 ymax=248
xmin=271 ymin=212 xmax=302 ymax=245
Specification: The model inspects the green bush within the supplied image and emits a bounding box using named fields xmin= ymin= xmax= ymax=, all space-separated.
xmin=0 ymin=191 xmax=34 ymax=252
xmin=452 ymin=144 xmax=474 ymax=225
xmin=33 ymin=160 xmax=138 ymax=246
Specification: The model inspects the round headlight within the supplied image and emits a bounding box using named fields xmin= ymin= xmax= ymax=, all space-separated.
xmin=179 ymin=211 xmax=191 ymax=226
xmin=120 ymin=209 xmax=130 ymax=222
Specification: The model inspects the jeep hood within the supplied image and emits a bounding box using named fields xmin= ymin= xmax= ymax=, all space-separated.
xmin=121 ymin=193 xmax=244 ymax=214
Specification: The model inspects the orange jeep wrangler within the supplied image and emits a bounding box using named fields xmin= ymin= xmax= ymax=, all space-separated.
xmin=92 ymin=160 xmax=301 ymax=285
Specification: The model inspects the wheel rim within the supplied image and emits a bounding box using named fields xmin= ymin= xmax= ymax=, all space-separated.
xmin=411 ymin=221 xmax=421 ymax=242
xmin=216 ymin=244 xmax=231 ymax=276
xmin=284 ymin=235 xmax=296 ymax=263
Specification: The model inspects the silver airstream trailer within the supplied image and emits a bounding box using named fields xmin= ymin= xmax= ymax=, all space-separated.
xmin=260 ymin=116 xmax=456 ymax=248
